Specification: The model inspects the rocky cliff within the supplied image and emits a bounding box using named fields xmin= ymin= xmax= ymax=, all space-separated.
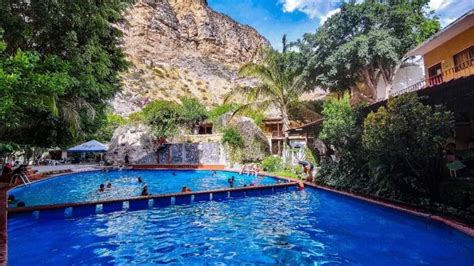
xmin=112 ymin=0 xmax=270 ymax=115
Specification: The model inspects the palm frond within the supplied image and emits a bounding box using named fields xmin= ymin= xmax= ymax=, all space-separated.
xmin=58 ymin=96 xmax=96 ymax=135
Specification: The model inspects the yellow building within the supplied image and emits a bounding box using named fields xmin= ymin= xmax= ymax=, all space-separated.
xmin=407 ymin=9 xmax=474 ymax=86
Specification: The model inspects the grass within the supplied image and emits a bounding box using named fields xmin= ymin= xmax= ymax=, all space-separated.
xmin=272 ymin=170 xmax=301 ymax=179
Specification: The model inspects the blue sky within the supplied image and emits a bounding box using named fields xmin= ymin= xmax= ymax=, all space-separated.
xmin=208 ymin=0 xmax=474 ymax=50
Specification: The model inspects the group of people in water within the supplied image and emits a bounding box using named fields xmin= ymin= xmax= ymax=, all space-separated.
xmin=8 ymin=195 xmax=25 ymax=208
xmin=239 ymin=164 xmax=261 ymax=176
xmin=97 ymin=176 xmax=149 ymax=196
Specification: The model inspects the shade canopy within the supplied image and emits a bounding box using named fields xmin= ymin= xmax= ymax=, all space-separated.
xmin=67 ymin=140 xmax=108 ymax=153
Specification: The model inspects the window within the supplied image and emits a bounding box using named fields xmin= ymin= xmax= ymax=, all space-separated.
xmin=198 ymin=124 xmax=213 ymax=135
xmin=453 ymin=46 xmax=474 ymax=72
xmin=428 ymin=63 xmax=443 ymax=86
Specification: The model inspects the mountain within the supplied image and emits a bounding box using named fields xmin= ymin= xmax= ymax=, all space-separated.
xmin=112 ymin=0 xmax=270 ymax=115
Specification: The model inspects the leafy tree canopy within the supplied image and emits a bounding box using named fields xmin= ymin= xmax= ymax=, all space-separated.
xmin=297 ymin=0 xmax=439 ymax=97
xmin=143 ymin=100 xmax=183 ymax=138
xmin=320 ymin=95 xmax=357 ymax=151
xmin=180 ymin=96 xmax=208 ymax=127
xmin=0 ymin=0 xmax=130 ymax=148
xmin=363 ymin=93 xmax=454 ymax=195
xmin=227 ymin=47 xmax=314 ymax=135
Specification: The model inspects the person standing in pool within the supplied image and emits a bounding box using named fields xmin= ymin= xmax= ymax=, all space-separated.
xmin=141 ymin=185 xmax=149 ymax=196
xmin=181 ymin=186 xmax=192 ymax=193
xmin=228 ymin=176 xmax=235 ymax=188
xmin=298 ymin=160 xmax=314 ymax=182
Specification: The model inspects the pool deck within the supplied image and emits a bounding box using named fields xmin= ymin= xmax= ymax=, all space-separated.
xmin=0 ymin=187 xmax=8 ymax=266
xmin=1 ymin=167 xmax=474 ymax=265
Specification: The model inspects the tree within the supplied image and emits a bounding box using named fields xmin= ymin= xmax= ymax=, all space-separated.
xmin=0 ymin=31 xmax=72 ymax=147
xmin=363 ymin=93 xmax=454 ymax=196
xmin=298 ymin=0 xmax=439 ymax=98
xmin=88 ymin=112 xmax=127 ymax=143
xmin=180 ymin=96 xmax=208 ymax=131
xmin=226 ymin=48 xmax=313 ymax=137
xmin=143 ymin=100 xmax=183 ymax=138
xmin=319 ymin=95 xmax=357 ymax=153
xmin=0 ymin=0 xmax=130 ymax=146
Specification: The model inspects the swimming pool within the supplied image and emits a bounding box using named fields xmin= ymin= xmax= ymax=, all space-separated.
xmin=8 ymin=187 xmax=474 ymax=265
xmin=8 ymin=170 xmax=276 ymax=207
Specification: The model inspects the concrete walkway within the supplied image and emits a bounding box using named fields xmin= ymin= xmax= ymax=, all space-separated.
xmin=31 ymin=164 xmax=101 ymax=173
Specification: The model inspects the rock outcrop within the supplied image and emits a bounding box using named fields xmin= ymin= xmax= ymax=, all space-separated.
xmin=217 ymin=113 xmax=270 ymax=163
xmin=112 ymin=0 xmax=270 ymax=115
xmin=105 ymin=123 xmax=155 ymax=164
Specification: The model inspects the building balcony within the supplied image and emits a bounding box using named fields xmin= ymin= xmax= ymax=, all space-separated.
xmin=390 ymin=59 xmax=474 ymax=98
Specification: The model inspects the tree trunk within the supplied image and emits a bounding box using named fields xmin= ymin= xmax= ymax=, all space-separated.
xmin=359 ymin=69 xmax=377 ymax=100
xmin=281 ymin=106 xmax=291 ymax=153
xmin=381 ymin=58 xmax=405 ymax=98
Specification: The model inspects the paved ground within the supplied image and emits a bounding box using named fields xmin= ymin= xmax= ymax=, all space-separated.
xmin=31 ymin=164 xmax=101 ymax=173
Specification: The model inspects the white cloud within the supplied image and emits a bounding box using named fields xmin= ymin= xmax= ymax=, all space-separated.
xmin=429 ymin=0 xmax=474 ymax=27
xmin=428 ymin=0 xmax=454 ymax=11
xmin=279 ymin=0 xmax=473 ymax=28
xmin=279 ymin=0 xmax=339 ymax=20
xmin=319 ymin=8 xmax=340 ymax=25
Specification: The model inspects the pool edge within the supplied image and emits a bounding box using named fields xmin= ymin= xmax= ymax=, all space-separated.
xmin=2 ymin=168 xmax=474 ymax=266
xmin=0 ymin=187 xmax=8 ymax=266
xmin=303 ymin=181 xmax=474 ymax=238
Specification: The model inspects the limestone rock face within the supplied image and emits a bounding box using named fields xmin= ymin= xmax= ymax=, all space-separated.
xmin=217 ymin=113 xmax=270 ymax=163
xmin=112 ymin=0 xmax=270 ymax=115
xmin=105 ymin=123 xmax=155 ymax=164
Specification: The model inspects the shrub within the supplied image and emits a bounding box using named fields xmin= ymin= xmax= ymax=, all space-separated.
xmin=261 ymin=155 xmax=283 ymax=172
xmin=241 ymin=108 xmax=265 ymax=126
xmin=142 ymin=100 xmax=183 ymax=138
xmin=208 ymin=103 xmax=239 ymax=122
xmin=222 ymin=127 xmax=244 ymax=148
xmin=363 ymin=93 xmax=454 ymax=196
xmin=320 ymin=95 xmax=357 ymax=151
xmin=180 ymin=96 xmax=208 ymax=127
xmin=128 ymin=111 xmax=144 ymax=123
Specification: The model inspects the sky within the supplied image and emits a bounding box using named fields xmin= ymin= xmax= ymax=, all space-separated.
xmin=208 ymin=0 xmax=474 ymax=50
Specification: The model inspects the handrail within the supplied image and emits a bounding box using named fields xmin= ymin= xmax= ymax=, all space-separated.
xmin=389 ymin=59 xmax=474 ymax=98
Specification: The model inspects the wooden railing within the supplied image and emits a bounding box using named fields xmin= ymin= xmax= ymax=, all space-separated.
xmin=389 ymin=59 xmax=474 ymax=98
xmin=272 ymin=130 xmax=284 ymax=137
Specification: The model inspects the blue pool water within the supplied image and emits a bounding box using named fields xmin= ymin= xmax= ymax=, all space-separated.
xmin=8 ymin=187 xmax=474 ymax=265
xmin=8 ymin=170 xmax=275 ymax=207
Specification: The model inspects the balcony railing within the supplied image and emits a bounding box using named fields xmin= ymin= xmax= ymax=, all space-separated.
xmin=272 ymin=130 xmax=284 ymax=137
xmin=389 ymin=59 xmax=474 ymax=98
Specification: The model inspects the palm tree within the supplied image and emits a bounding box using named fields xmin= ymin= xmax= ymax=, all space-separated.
xmin=226 ymin=47 xmax=314 ymax=138
xmin=58 ymin=95 xmax=96 ymax=136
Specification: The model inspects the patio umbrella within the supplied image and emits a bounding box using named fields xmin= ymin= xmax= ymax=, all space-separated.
xmin=67 ymin=140 xmax=108 ymax=153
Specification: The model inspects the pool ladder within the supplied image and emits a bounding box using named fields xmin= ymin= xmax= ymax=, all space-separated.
xmin=9 ymin=172 xmax=32 ymax=186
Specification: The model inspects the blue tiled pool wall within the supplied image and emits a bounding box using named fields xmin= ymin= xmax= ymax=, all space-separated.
xmin=9 ymin=184 xmax=297 ymax=220
xmin=7 ymin=169 xmax=280 ymax=207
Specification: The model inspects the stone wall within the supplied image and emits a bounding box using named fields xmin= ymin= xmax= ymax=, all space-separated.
xmin=137 ymin=142 xmax=226 ymax=165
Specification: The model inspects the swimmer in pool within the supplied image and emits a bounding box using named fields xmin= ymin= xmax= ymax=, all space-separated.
xmin=181 ymin=186 xmax=192 ymax=193
xmin=137 ymin=176 xmax=143 ymax=183
xmin=228 ymin=177 xmax=235 ymax=188
xmin=98 ymin=184 xmax=105 ymax=192
xmin=172 ymin=172 xmax=177 ymax=176
xmin=141 ymin=185 xmax=149 ymax=196
xmin=8 ymin=195 xmax=16 ymax=204
xmin=106 ymin=183 xmax=112 ymax=189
